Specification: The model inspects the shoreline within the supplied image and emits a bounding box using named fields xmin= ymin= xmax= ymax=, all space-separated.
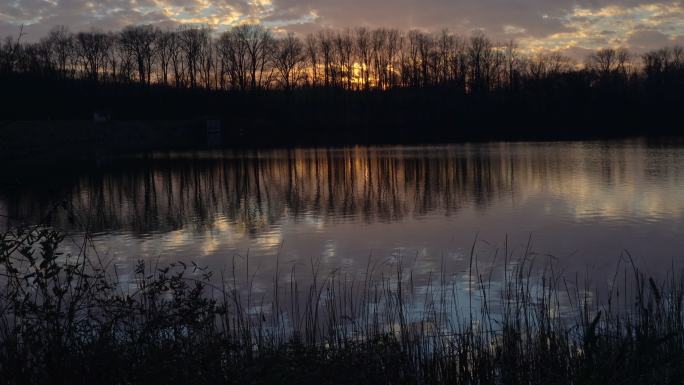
xmin=1 ymin=118 xmax=680 ymax=165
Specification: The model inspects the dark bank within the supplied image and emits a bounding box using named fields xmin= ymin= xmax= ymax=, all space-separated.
xmin=2 ymin=26 xmax=683 ymax=163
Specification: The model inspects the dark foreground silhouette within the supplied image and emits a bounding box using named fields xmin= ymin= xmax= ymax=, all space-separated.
xmin=1 ymin=221 xmax=684 ymax=385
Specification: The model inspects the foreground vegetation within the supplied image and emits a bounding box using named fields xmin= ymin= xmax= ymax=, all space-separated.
xmin=1 ymin=221 xmax=683 ymax=385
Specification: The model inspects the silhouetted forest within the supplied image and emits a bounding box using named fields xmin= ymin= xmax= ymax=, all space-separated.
xmin=1 ymin=24 xmax=684 ymax=146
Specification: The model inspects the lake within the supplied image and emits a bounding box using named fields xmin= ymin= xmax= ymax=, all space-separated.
xmin=2 ymin=140 xmax=684 ymax=289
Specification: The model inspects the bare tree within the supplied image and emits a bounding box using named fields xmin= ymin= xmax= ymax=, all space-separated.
xmin=370 ymin=29 xmax=386 ymax=89
xmin=334 ymin=30 xmax=354 ymax=89
xmin=111 ymin=33 xmax=134 ymax=83
xmin=404 ymin=30 xmax=422 ymax=87
xmin=75 ymin=30 xmax=110 ymax=82
xmin=385 ymin=29 xmax=400 ymax=88
xmin=5 ymin=23 xmax=683 ymax=99
xmin=45 ymin=26 xmax=74 ymax=75
xmin=0 ymin=25 xmax=25 ymax=74
xmin=642 ymin=46 xmax=684 ymax=83
xmin=587 ymin=47 xmax=630 ymax=79
xmin=197 ymin=28 xmax=214 ymax=89
xmin=120 ymin=25 xmax=158 ymax=85
xmin=169 ymin=32 xmax=185 ymax=88
xmin=503 ymin=40 xmax=520 ymax=90
xmin=467 ymin=32 xmax=493 ymax=92
xmin=416 ymin=31 xmax=434 ymax=87
xmin=218 ymin=28 xmax=249 ymax=90
xmin=356 ymin=28 xmax=371 ymax=89
xmin=273 ymin=33 xmax=305 ymax=90
xmin=305 ymin=34 xmax=319 ymax=86
xmin=318 ymin=30 xmax=334 ymax=87
xmin=178 ymin=26 xmax=211 ymax=88
xmin=230 ymin=24 xmax=273 ymax=90
xmin=154 ymin=30 xmax=176 ymax=86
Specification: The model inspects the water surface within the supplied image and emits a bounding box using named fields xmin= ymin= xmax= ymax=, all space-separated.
xmin=2 ymin=140 xmax=684 ymax=285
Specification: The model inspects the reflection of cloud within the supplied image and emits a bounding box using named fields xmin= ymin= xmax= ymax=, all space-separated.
xmin=255 ymin=230 xmax=283 ymax=249
xmin=321 ymin=240 xmax=336 ymax=264
xmin=165 ymin=230 xmax=193 ymax=248
xmin=517 ymin=142 xmax=684 ymax=222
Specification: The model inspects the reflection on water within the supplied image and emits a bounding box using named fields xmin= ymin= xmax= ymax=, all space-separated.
xmin=2 ymin=141 xmax=684 ymax=281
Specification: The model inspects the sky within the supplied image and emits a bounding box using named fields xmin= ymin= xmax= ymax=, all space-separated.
xmin=1 ymin=0 xmax=684 ymax=57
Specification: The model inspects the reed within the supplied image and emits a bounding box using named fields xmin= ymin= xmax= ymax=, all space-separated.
xmin=1 ymin=223 xmax=683 ymax=385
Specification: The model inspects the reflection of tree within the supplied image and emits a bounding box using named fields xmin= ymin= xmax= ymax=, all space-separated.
xmin=2 ymin=143 xmax=683 ymax=236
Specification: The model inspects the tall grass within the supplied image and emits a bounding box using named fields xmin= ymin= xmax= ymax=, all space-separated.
xmin=1 ymin=223 xmax=683 ymax=384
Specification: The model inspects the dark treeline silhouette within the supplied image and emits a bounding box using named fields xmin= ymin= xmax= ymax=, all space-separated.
xmin=1 ymin=24 xmax=684 ymax=146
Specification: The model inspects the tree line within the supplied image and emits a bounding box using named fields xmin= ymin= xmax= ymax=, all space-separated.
xmin=2 ymin=24 xmax=683 ymax=93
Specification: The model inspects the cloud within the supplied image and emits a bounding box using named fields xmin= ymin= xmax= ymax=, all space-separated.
xmin=516 ymin=1 xmax=684 ymax=55
xmin=627 ymin=29 xmax=671 ymax=50
xmin=0 ymin=0 xmax=682 ymax=55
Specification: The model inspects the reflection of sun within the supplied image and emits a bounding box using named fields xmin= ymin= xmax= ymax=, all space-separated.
xmin=166 ymin=230 xmax=192 ymax=248
xmin=214 ymin=216 xmax=231 ymax=232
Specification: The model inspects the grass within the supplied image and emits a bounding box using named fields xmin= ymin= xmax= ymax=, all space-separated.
xmin=1 ymin=222 xmax=684 ymax=385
